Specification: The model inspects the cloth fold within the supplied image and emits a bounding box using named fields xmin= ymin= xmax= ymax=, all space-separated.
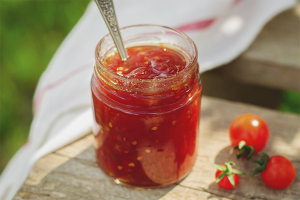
xmin=0 ymin=0 xmax=296 ymax=199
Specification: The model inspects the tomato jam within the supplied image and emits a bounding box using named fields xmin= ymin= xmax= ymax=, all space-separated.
xmin=104 ymin=46 xmax=187 ymax=79
xmin=91 ymin=25 xmax=202 ymax=188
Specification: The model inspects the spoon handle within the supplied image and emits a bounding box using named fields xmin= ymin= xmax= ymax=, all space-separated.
xmin=94 ymin=0 xmax=128 ymax=61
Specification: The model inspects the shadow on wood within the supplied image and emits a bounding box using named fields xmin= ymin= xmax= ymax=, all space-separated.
xmin=211 ymin=146 xmax=300 ymax=200
xmin=16 ymin=146 xmax=177 ymax=200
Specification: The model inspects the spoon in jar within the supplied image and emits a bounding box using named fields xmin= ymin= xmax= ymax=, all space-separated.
xmin=94 ymin=0 xmax=128 ymax=61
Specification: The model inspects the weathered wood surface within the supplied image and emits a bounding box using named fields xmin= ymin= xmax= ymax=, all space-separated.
xmin=206 ymin=7 xmax=300 ymax=91
xmin=14 ymin=96 xmax=300 ymax=200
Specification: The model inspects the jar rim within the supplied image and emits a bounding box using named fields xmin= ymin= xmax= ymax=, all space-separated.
xmin=95 ymin=24 xmax=198 ymax=84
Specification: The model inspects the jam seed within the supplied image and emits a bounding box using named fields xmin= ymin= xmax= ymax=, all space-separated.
xmin=172 ymin=120 xmax=177 ymax=125
xmin=124 ymin=151 xmax=129 ymax=153
xmin=188 ymin=93 xmax=191 ymax=98
xmin=129 ymin=163 xmax=135 ymax=167
xmin=145 ymin=149 xmax=151 ymax=153
xmin=109 ymin=122 xmax=113 ymax=128
xmin=132 ymin=141 xmax=137 ymax=145
xmin=123 ymin=137 xmax=126 ymax=141
xmin=144 ymin=57 xmax=148 ymax=60
xmin=100 ymin=129 xmax=104 ymax=134
xmin=176 ymin=65 xmax=181 ymax=68
xmin=144 ymin=61 xmax=149 ymax=64
xmin=118 ymin=166 xmax=123 ymax=170
xmin=137 ymin=156 xmax=143 ymax=160
xmin=151 ymin=127 xmax=157 ymax=130
xmin=183 ymin=59 xmax=186 ymax=62
xmin=117 ymin=67 xmax=124 ymax=70
xmin=124 ymin=68 xmax=129 ymax=71
xmin=184 ymin=83 xmax=188 ymax=86
xmin=139 ymin=51 xmax=145 ymax=55
xmin=116 ymin=71 xmax=122 ymax=75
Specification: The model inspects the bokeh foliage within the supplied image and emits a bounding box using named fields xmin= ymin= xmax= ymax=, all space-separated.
xmin=0 ymin=0 xmax=90 ymax=173
xmin=280 ymin=91 xmax=300 ymax=114
xmin=0 ymin=0 xmax=299 ymax=174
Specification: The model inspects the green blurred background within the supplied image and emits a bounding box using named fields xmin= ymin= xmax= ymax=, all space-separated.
xmin=0 ymin=0 xmax=91 ymax=173
xmin=0 ymin=1 xmax=299 ymax=173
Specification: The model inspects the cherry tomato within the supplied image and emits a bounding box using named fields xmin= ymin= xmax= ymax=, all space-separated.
xmin=213 ymin=162 xmax=244 ymax=189
xmin=261 ymin=155 xmax=296 ymax=189
xmin=230 ymin=114 xmax=269 ymax=153
xmin=215 ymin=168 xmax=240 ymax=189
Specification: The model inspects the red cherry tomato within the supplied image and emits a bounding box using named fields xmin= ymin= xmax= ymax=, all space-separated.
xmin=215 ymin=165 xmax=240 ymax=189
xmin=230 ymin=114 xmax=269 ymax=153
xmin=261 ymin=155 xmax=296 ymax=189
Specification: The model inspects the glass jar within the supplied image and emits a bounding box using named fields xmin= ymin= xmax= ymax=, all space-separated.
xmin=91 ymin=25 xmax=202 ymax=188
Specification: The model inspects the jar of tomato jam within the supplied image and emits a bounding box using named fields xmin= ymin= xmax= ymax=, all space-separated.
xmin=91 ymin=25 xmax=202 ymax=188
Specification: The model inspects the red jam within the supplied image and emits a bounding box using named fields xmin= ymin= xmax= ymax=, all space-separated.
xmin=91 ymin=45 xmax=202 ymax=187
xmin=104 ymin=46 xmax=187 ymax=79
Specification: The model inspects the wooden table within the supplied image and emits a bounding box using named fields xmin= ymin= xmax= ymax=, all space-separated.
xmin=14 ymin=7 xmax=300 ymax=200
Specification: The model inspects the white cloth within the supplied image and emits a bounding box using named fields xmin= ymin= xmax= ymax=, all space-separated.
xmin=0 ymin=0 xmax=295 ymax=199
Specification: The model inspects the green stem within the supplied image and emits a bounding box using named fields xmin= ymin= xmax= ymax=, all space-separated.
xmin=252 ymin=152 xmax=270 ymax=177
xmin=230 ymin=140 xmax=255 ymax=160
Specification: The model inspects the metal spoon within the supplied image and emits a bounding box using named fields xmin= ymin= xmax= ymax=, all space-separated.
xmin=94 ymin=0 xmax=128 ymax=61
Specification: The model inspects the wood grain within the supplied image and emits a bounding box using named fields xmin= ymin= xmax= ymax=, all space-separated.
xmin=14 ymin=96 xmax=300 ymax=200
xmin=24 ymin=135 xmax=93 ymax=186
xmin=206 ymin=7 xmax=300 ymax=91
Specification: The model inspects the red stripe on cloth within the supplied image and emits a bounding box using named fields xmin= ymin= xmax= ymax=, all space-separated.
xmin=234 ymin=0 xmax=242 ymax=5
xmin=175 ymin=0 xmax=242 ymax=32
xmin=22 ymin=140 xmax=29 ymax=147
xmin=176 ymin=18 xmax=215 ymax=32
xmin=33 ymin=63 xmax=92 ymax=114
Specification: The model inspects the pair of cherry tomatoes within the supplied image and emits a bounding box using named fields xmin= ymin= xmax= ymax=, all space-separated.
xmin=214 ymin=114 xmax=295 ymax=190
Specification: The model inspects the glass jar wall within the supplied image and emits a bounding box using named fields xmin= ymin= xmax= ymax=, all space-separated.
xmin=91 ymin=25 xmax=202 ymax=188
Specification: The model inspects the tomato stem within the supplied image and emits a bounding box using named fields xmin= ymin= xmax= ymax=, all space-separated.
xmin=252 ymin=152 xmax=270 ymax=177
xmin=230 ymin=140 xmax=255 ymax=160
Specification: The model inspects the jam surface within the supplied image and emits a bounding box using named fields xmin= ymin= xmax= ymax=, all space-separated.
xmin=104 ymin=46 xmax=188 ymax=79
xmin=92 ymin=45 xmax=202 ymax=187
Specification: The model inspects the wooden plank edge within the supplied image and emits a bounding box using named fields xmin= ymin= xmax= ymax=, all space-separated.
xmin=205 ymin=57 xmax=300 ymax=92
